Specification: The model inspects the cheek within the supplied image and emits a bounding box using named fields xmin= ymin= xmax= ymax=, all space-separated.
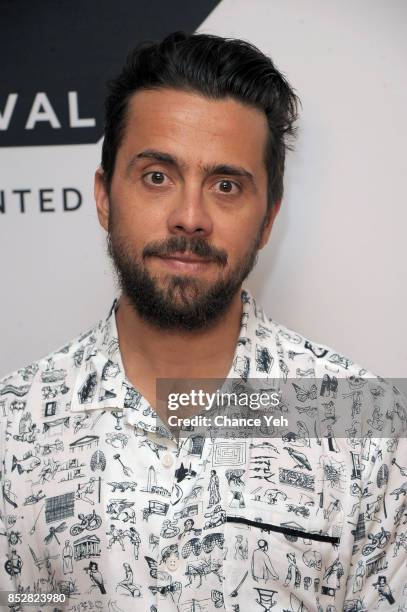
xmin=227 ymin=223 xmax=262 ymax=258
xmin=111 ymin=178 xmax=161 ymax=224
xmin=111 ymin=198 xmax=162 ymax=246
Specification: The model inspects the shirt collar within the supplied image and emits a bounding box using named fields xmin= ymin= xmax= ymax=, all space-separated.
xmin=70 ymin=284 xmax=261 ymax=432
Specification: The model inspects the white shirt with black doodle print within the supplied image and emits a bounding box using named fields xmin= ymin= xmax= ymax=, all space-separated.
xmin=0 ymin=287 xmax=406 ymax=611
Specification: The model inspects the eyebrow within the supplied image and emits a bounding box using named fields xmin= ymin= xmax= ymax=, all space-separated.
xmin=127 ymin=148 xmax=257 ymax=190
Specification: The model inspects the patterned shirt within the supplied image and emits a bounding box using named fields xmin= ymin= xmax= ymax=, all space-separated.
xmin=0 ymin=287 xmax=406 ymax=612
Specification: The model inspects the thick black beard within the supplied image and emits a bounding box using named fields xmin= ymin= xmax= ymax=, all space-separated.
xmin=107 ymin=227 xmax=265 ymax=332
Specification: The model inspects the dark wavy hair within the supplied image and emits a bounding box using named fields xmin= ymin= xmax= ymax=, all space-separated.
xmin=101 ymin=31 xmax=300 ymax=212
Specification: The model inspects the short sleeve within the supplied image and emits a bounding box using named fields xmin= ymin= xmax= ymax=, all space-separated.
xmin=0 ymin=416 xmax=12 ymax=592
xmin=344 ymin=385 xmax=407 ymax=609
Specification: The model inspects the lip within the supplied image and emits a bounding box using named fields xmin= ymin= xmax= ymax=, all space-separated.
xmin=162 ymin=252 xmax=211 ymax=263
xmin=156 ymin=254 xmax=212 ymax=272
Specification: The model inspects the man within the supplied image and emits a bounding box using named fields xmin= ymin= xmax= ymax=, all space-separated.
xmin=251 ymin=539 xmax=279 ymax=582
xmin=84 ymin=560 xmax=107 ymax=595
xmin=0 ymin=31 xmax=405 ymax=611
xmin=62 ymin=539 xmax=73 ymax=575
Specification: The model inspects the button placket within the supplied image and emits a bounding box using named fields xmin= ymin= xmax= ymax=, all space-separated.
xmin=156 ymin=446 xmax=180 ymax=596
xmin=161 ymin=451 xmax=174 ymax=468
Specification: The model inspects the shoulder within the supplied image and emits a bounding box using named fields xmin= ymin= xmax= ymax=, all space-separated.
xmin=257 ymin=300 xmax=406 ymax=435
xmin=0 ymin=319 xmax=102 ymax=420
xmin=251 ymin=292 xmax=403 ymax=400
xmin=243 ymin=288 xmax=382 ymax=380
xmin=264 ymin=308 xmax=376 ymax=378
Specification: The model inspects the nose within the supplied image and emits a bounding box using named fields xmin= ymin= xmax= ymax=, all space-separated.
xmin=167 ymin=185 xmax=213 ymax=238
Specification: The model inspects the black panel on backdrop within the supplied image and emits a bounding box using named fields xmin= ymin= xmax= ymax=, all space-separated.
xmin=0 ymin=0 xmax=220 ymax=147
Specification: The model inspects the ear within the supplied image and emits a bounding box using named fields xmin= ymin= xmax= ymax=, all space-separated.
xmin=258 ymin=200 xmax=281 ymax=249
xmin=94 ymin=167 xmax=110 ymax=231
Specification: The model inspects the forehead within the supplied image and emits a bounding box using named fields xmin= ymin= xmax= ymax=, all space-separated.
xmin=118 ymin=88 xmax=268 ymax=172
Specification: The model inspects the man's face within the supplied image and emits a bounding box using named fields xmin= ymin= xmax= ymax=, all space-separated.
xmin=95 ymin=88 xmax=279 ymax=330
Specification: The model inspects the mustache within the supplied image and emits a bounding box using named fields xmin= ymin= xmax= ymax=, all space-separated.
xmin=142 ymin=236 xmax=228 ymax=267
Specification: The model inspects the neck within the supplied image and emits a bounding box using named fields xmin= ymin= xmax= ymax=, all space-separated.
xmin=115 ymin=289 xmax=244 ymax=384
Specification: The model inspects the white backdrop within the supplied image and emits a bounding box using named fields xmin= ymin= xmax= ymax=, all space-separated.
xmin=1 ymin=0 xmax=406 ymax=378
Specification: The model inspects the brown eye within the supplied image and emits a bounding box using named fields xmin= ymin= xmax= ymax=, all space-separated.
xmin=219 ymin=180 xmax=233 ymax=193
xmin=142 ymin=171 xmax=171 ymax=188
xmin=150 ymin=172 xmax=165 ymax=184
xmin=215 ymin=179 xmax=240 ymax=195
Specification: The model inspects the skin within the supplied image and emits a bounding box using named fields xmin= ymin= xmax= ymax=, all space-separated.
xmin=94 ymin=88 xmax=280 ymax=412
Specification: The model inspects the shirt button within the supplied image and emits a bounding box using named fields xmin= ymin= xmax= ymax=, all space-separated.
xmin=161 ymin=452 xmax=174 ymax=468
xmin=165 ymin=555 xmax=179 ymax=572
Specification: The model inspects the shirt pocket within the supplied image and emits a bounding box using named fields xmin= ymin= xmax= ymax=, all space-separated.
xmin=222 ymin=495 xmax=342 ymax=612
